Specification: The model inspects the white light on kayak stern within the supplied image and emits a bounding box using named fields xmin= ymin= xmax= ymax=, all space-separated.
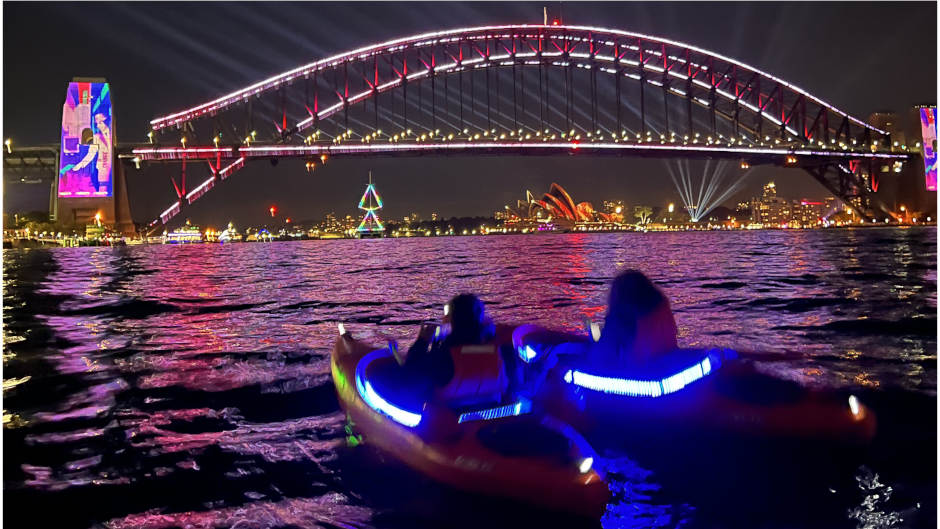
xmin=590 ymin=322 xmax=601 ymax=342
xmin=578 ymin=457 xmax=594 ymax=474
xmin=848 ymin=395 xmax=860 ymax=416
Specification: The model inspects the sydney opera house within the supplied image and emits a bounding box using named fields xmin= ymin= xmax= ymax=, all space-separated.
xmin=504 ymin=183 xmax=619 ymax=227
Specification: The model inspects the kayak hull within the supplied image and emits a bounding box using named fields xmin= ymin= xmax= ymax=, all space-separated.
xmin=510 ymin=326 xmax=877 ymax=445
xmin=331 ymin=334 xmax=610 ymax=519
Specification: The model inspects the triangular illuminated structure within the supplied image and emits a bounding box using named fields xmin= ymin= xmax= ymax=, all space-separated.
xmin=356 ymin=171 xmax=385 ymax=234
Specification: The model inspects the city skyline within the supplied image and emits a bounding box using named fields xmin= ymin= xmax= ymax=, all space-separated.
xmin=129 ymin=173 xmax=859 ymax=232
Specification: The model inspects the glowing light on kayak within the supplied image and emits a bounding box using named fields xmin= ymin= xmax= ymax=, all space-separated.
xmin=577 ymin=456 xmax=594 ymax=474
xmin=589 ymin=322 xmax=601 ymax=342
xmin=356 ymin=349 xmax=423 ymax=427
xmin=457 ymin=397 xmax=532 ymax=423
xmin=848 ymin=395 xmax=860 ymax=416
xmin=518 ymin=344 xmax=538 ymax=362
xmin=564 ymin=355 xmax=714 ymax=397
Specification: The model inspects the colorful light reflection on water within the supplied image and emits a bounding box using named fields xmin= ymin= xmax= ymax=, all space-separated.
xmin=3 ymin=228 xmax=935 ymax=528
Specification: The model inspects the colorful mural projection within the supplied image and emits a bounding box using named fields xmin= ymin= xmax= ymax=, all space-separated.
xmin=920 ymin=106 xmax=938 ymax=192
xmin=59 ymin=82 xmax=113 ymax=197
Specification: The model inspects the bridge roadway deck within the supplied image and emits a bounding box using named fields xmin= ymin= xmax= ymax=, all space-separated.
xmin=124 ymin=141 xmax=910 ymax=165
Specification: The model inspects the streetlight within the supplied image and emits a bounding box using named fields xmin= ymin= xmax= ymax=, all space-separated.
xmin=4 ymin=138 xmax=11 ymax=154
xmin=147 ymin=131 xmax=154 ymax=144
xmin=668 ymin=203 xmax=675 ymax=213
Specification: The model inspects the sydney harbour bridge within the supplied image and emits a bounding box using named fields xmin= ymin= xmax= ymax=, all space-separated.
xmin=4 ymin=24 xmax=912 ymax=233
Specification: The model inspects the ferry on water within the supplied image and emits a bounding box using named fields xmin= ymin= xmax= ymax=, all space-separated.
xmin=164 ymin=220 xmax=203 ymax=244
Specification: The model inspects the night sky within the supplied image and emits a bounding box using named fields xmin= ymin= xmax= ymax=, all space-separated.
xmin=3 ymin=2 xmax=937 ymax=227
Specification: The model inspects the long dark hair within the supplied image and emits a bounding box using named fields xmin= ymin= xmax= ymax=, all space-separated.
xmin=599 ymin=270 xmax=668 ymax=354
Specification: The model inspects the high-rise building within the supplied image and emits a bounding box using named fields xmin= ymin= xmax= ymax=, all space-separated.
xmin=320 ymin=212 xmax=342 ymax=232
xmin=751 ymin=181 xmax=791 ymax=225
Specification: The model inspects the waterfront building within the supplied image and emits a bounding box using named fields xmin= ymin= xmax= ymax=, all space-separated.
xmin=789 ymin=200 xmax=824 ymax=228
xmin=504 ymin=183 xmax=616 ymax=228
xmin=319 ymin=213 xmax=343 ymax=233
xmin=751 ymin=182 xmax=792 ymax=226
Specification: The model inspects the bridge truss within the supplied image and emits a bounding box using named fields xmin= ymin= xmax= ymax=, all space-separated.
xmin=127 ymin=24 xmax=910 ymax=229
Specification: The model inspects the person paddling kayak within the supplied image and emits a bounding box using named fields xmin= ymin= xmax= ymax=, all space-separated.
xmin=398 ymin=293 xmax=523 ymax=404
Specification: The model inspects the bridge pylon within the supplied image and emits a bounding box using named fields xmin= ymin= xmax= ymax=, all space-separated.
xmin=56 ymin=78 xmax=136 ymax=237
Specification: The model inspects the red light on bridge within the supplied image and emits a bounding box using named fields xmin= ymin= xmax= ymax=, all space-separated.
xmin=286 ymin=217 xmax=291 ymax=224
xmin=552 ymin=19 xmax=560 ymax=25
xmin=270 ymin=206 xmax=277 ymax=217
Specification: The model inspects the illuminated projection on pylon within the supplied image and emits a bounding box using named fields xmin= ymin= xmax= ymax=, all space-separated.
xmin=357 ymin=173 xmax=385 ymax=235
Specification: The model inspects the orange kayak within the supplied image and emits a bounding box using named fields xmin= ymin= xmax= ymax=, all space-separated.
xmin=330 ymin=330 xmax=610 ymax=519
xmin=511 ymin=325 xmax=877 ymax=444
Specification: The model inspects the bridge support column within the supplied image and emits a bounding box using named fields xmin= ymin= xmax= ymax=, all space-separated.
xmin=803 ymin=162 xmax=882 ymax=222
xmin=57 ymin=158 xmax=134 ymax=236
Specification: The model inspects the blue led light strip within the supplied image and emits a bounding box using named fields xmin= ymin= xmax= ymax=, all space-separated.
xmin=517 ymin=344 xmax=538 ymax=362
xmin=564 ymin=356 xmax=713 ymax=397
xmin=355 ymin=349 xmax=423 ymax=427
xmin=457 ymin=397 xmax=533 ymax=423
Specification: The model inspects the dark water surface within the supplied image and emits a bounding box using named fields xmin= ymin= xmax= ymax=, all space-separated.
xmin=3 ymin=228 xmax=936 ymax=528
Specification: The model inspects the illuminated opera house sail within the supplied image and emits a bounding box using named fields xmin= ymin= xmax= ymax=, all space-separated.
xmin=506 ymin=183 xmax=614 ymax=225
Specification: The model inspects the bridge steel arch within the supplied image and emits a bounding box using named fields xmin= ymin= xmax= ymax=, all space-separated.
xmin=132 ymin=24 xmax=909 ymax=230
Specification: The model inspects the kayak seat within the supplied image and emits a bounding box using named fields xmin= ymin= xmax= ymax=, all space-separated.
xmin=365 ymin=354 xmax=432 ymax=411
xmin=436 ymin=344 xmax=509 ymax=410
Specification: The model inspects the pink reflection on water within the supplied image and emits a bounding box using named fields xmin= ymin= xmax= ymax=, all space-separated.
xmin=105 ymin=494 xmax=374 ymax=529
xmin=131 ymin=413 xmax=345 ymax=464
xmin=136 ymin=357 xmax=330 ymax=392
